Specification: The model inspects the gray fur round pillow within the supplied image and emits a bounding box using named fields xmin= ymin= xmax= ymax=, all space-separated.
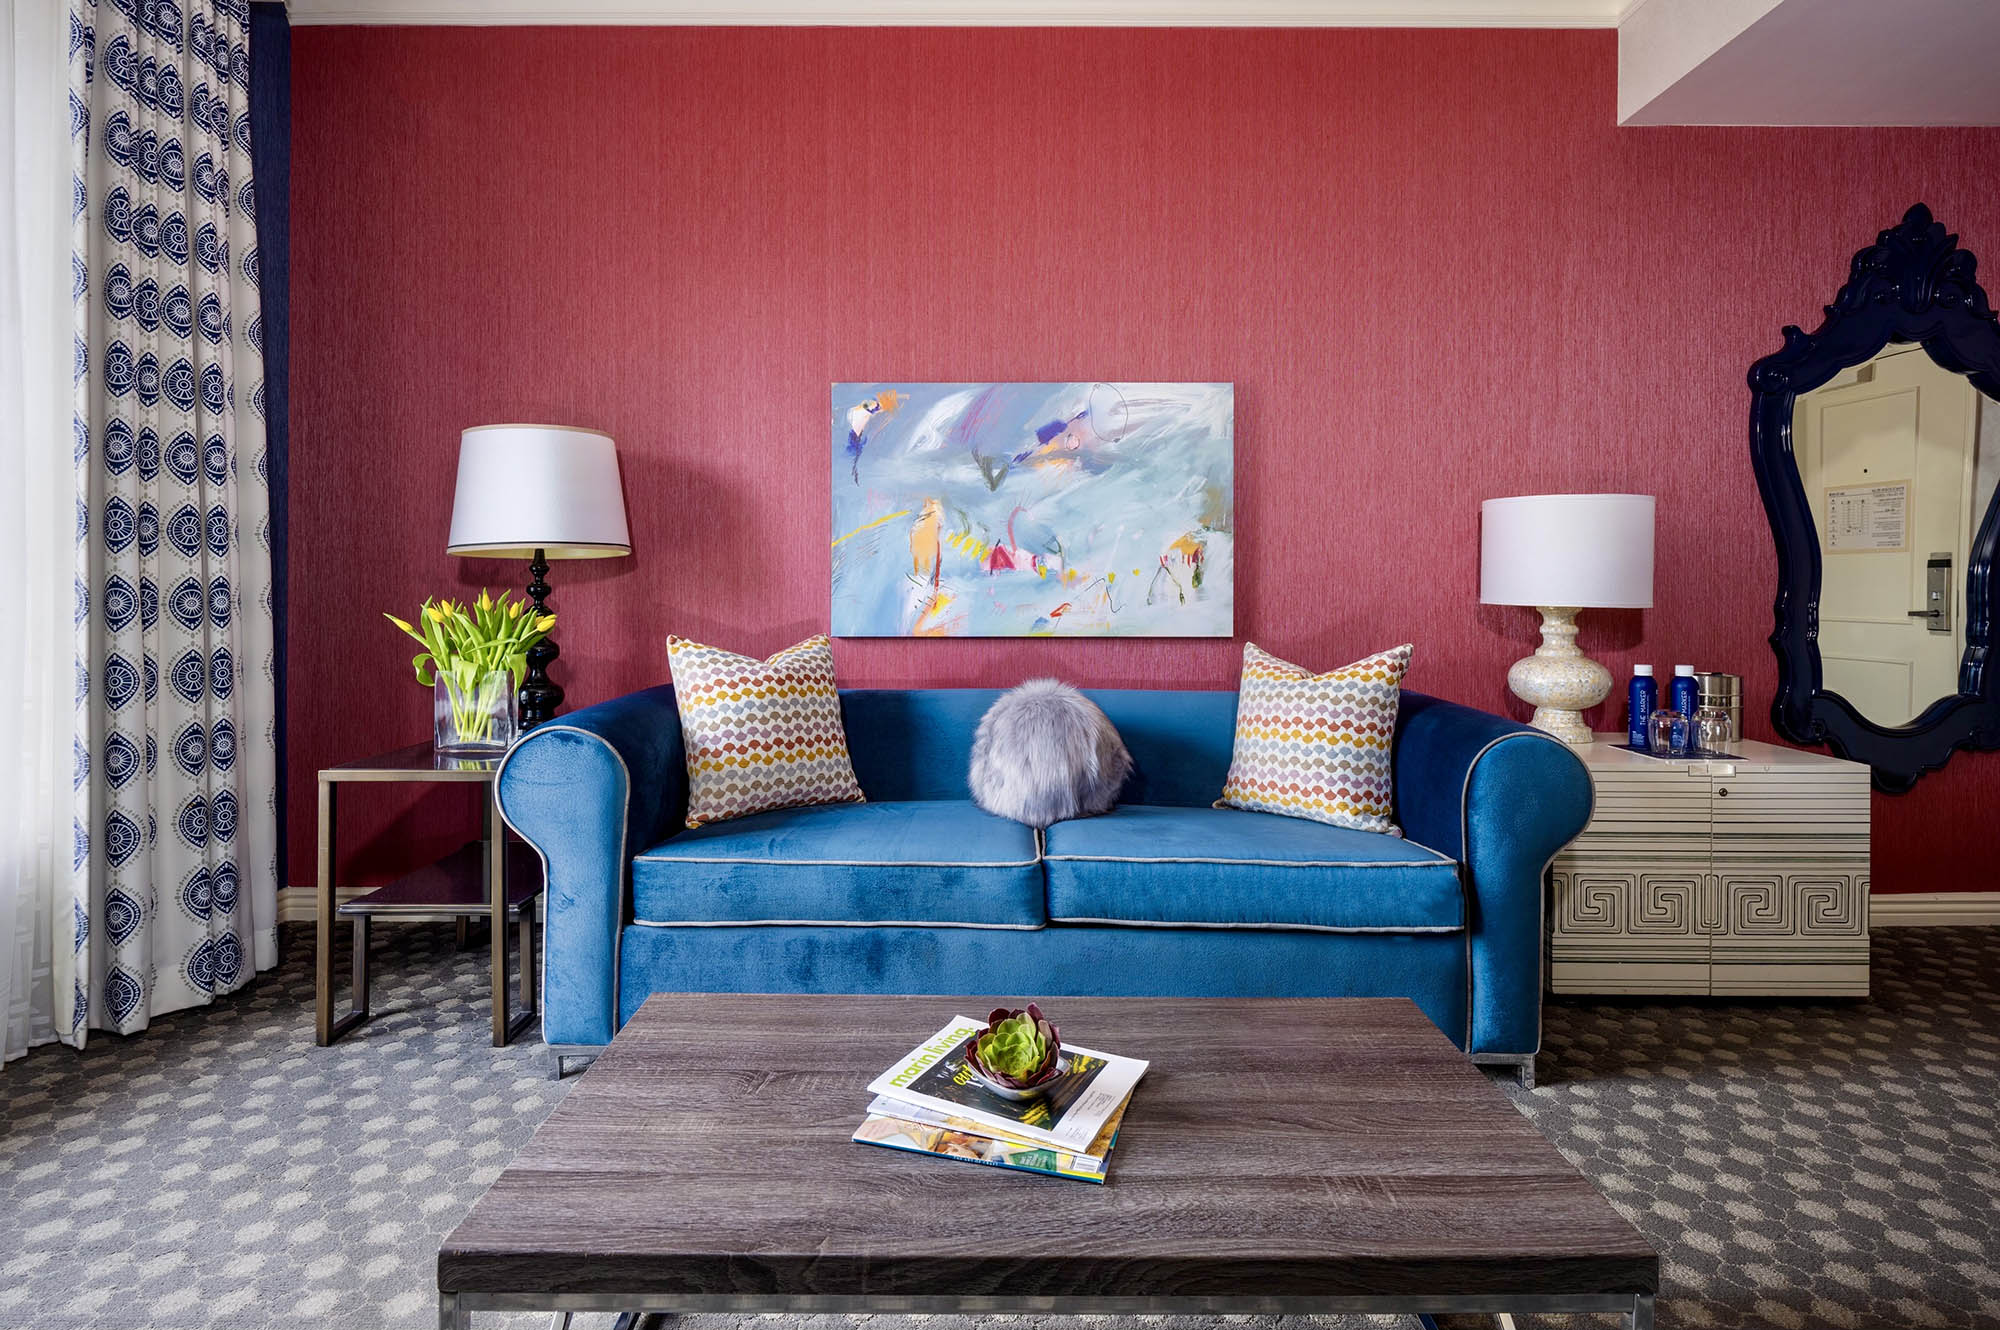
xmin=968 ymin=679 xmax=1132 ymax=828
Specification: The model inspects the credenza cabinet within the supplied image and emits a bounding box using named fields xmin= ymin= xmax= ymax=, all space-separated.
xmin=1549 ymin=736 xmax=1870 ymax=997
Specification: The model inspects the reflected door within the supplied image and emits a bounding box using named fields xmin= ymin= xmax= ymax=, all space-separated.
xmin=1796 ymin=344 xmax=1980 ymax=725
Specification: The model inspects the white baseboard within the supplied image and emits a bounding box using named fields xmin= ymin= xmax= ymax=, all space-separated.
xmin=1871 ymin=892 xmax=2000 ymax=927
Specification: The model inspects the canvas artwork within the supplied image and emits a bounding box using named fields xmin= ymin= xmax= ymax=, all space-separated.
xmin=831 ymin=382 xmax=1234 ymax=637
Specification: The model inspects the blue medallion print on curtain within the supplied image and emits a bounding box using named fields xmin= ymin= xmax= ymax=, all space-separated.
xmin=68 ymin=0 xmax=279 ymax=1040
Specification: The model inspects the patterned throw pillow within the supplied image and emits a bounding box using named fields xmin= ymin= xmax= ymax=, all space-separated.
xmin=1216 ymin=642 xmax=1415 ymax=836
xmin=666 ymin=633 xmax=866 ymax=828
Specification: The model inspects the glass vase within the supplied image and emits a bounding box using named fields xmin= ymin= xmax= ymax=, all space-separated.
xmin=435 ymin=669 xmax=517 ymax=756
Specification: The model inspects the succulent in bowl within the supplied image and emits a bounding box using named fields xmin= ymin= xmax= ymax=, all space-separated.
xmin=965 ymin=1003 xmax=1065 ymax=1095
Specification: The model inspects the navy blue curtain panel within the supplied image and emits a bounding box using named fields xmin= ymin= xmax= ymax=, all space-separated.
xmin=248 ymin=1 xmax=289 ymax=889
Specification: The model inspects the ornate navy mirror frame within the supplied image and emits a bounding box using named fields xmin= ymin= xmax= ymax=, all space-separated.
xmin=1750 ymin=204 xmax=2000 ymax=793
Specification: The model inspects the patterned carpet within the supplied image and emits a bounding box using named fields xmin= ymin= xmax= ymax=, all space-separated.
xmin=1516 ymin=925 xmax=2000 ymax=1330
xmin=0 ymin=924 xmax=1995 ymax=1329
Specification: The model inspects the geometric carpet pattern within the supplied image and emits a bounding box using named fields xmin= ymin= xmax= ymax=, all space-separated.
xmin=0 ymin=924 xmax=1997 ymax=1328
xmin=1512 ymin=924 xmax=2000 ymax=1330
xmin=0 ymin=924 xmax=569 ymax=1329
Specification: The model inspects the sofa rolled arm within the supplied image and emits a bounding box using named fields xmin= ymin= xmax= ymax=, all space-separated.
xmin=1391 ymin=691 xmax=1593 ymax=1057
xmin=496 ymin=684 xmax=686 ymax=1048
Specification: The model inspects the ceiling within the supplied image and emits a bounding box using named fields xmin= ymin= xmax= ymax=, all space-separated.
xmin=1620 ymin=0 xmax=2000 ymax=125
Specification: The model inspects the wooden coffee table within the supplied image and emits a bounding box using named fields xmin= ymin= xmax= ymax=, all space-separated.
xmin=439 ymin=995 xmax=1657 ymax=1328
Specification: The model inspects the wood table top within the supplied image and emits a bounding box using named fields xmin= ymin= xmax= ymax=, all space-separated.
xmin=439 ymin=994 xmax=1657 ymax=1301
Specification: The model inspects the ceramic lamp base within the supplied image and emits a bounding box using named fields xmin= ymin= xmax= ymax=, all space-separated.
xmin=1506 ymin=605 xmax=1612 ymax=747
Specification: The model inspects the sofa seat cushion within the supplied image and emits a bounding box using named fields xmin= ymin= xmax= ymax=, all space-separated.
xmin=1042 ymin=805 xmax=1462 ymax=933
xmin=631 ymin=800 xmax=1045 ymax=928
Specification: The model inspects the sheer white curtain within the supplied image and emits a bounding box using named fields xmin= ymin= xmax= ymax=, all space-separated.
xmin=2 ymin=0 xmax=82 ymax=1063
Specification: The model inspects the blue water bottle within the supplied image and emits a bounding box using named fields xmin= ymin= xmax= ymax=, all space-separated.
xmin=1627 ymin=665 xmax=1657 ymax=750
xmin=1670 ymin=665 xmax=1699 ymax=726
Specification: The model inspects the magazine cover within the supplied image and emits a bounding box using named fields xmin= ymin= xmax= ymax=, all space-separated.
xmin=860 ymin=1092 xmax=1131 ymax=1173
xmin=865 ymin=1016 xmax=1148 ymax=1153
xmin=852 ymin=1113 xmax=1113 ymax=1184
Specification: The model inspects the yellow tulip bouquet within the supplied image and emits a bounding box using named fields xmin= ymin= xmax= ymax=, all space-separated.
xmin=385 ymin=590 xmax=556 ymax=748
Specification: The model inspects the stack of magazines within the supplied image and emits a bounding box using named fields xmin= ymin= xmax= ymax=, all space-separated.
xmin=852 ymin=1015 xmax=1149 ymax=1183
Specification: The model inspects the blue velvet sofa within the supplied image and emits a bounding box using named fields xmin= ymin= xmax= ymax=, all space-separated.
xmin=496 ymin=686 xmax=1592 ymax=1083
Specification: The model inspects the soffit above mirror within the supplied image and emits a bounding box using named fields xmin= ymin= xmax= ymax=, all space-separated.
xmin=1621 ymin=0 xmax=2000 ymax=126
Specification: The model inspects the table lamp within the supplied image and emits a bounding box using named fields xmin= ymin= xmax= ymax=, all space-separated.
xmin=1479 ymin=494 xmax=1655 ymax=746
xmin=447 ymin=425 xmax=631 ymax=728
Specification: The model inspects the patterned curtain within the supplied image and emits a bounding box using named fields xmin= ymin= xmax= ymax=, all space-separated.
xmin=65 ymin=0 xmax=277 ymax=1041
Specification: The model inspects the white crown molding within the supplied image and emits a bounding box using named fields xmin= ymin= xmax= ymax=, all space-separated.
xmin=286 ymin=0 xmax=1627 ymax=26
xmin=1871 ymin=892 xmax=2000 ymax=927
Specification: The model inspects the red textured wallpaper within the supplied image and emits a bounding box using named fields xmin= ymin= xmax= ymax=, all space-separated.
xmin=288 ymin=26 xmax=2000 ymax=894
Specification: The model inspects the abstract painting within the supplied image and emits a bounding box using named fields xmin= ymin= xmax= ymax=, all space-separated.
xmin=831 ymin=383 xmax=1234 ymax=637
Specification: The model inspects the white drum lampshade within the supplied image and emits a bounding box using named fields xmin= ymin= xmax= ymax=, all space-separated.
xmin=446 ymin=425 xmax=631 ymax=559
xmin=1480 ymin=494 xmax=1656 ymax=745
xmin=447 ymin=425 xmax=632 ymax=727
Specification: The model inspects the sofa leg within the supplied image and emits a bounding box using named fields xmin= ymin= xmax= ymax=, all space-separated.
xmin=1469 ymin=1052 xmax=1536 ymax=1089
xmin=548 ymin=1045 xmax=605 ymax=1080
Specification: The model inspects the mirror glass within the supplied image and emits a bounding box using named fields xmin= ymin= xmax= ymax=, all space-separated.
xmin=1794 ymin=343 xmax=2000 ymax=726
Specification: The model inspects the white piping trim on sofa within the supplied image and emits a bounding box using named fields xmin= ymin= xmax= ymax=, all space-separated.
xmin=630 ymin=913 xmax=1459 ymax=934
xmin=1048 ymin=915 xmax=1463 ymax=934
xmin=1042 ymin=853 xmax=1455 ymax=868
xmin=634 ymin=853 xmax=1042 ymax=867
xmin=631 ymin=916 xmax=1044 ymax=930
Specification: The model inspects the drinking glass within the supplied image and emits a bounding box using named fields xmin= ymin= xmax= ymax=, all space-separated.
xmin=1693 ymin=704 xmax=1733 ymax=756
xmin=1648 ymin=708 xmax=1689 ymax=757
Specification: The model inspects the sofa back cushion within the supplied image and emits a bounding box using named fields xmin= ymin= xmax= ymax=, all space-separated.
xmin=839 ymin=688 xmax=1239 ymax=807
xmin=1088 ymin=689 xmax=1239 ymax=806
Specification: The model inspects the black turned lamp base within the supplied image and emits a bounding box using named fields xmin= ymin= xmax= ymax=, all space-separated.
xmin=518 ymin=548 xmax=565 ymax=729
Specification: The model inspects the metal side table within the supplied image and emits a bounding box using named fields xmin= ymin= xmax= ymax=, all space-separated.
xmin=316 ymin=742 xmax=541 ymax=1047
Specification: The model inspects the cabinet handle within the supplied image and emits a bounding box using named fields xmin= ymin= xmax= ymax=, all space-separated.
xmin=1716 ymin=787 xmax=1730 ymax=797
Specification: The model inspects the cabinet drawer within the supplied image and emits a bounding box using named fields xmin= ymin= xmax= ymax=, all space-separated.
xmin=1580 ymin=771 xmax=1711 ymax=839
xmin=1710 ymin=768 xmax=1870 ymax=842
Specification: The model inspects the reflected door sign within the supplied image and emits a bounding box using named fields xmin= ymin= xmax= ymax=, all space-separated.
xmin=1824 ymin=482 xmax=1910 ymax=553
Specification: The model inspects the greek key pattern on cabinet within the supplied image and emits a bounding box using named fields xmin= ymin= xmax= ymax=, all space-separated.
xmin=1550 ymin=739 xmax=1870 ymax=997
